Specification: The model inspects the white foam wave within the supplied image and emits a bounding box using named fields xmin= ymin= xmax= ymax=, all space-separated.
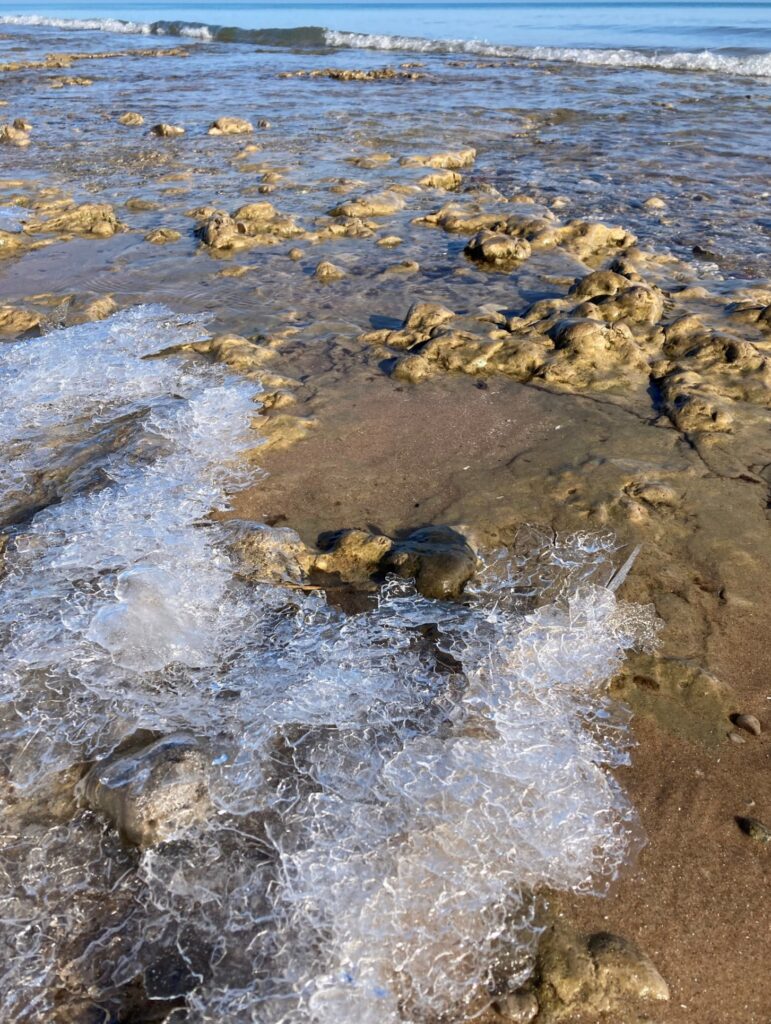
xmin=325 ymin=28 xmax=771 ymax=77
xmin=0 ymin=308 xmax=659 ymax=1022
xmin=0 ymin=13 xmax=154 ymax=34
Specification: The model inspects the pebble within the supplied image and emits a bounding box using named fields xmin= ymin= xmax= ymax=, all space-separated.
xmin=733 ymin=713 xmax=762 ymax=736
xmin=728 ymin=731 xmax=747 ymax=745
xmin=737 ymin=816 xmax=771 ymax=844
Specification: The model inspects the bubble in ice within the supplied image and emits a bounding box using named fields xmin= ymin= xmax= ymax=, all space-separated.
xmin=0 ymin=307 xmax=660 ymax=1023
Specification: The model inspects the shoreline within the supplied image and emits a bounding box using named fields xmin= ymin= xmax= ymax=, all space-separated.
xmin=0 ymin=19 xmax=769 ymax=1023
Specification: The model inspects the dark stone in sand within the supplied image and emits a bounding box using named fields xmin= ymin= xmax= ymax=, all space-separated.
xmin=382 ymin=525 xmax=477 ymax=600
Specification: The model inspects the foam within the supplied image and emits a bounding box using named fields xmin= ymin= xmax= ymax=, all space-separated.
xmin=325 ymin=29 xmax=771 ymax=77
xmin=0 ymin=308 xmax=660 ymax=1022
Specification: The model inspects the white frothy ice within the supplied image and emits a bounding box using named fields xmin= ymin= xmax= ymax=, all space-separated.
xmin=0 ymin=308 xmax=659 ymax=1022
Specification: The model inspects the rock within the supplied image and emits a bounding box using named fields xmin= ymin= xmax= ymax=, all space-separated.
xmin=401 ymin=147 xmax=476 ymax=169
xmin=197 ymin=202 xmax=301 ymax=250
xmin=404 ymin=301 xmax=455 ymax=333
xmin=197 ymin=211 xmax=245 ymax=250
xmin=392 ymin=353 xmax=432 ymax=383
xmin=118 ymin=111 xmax=144 ymax=126
xmin=150 ymin=122 xmax=185 ymax=137
xmin=66 ymin=294 xmax=117 ymax=324
xmin=329 ymin=190 xmax=405 ymax=218
xmin=32 ymin=202 xmax=123 ymax=238
xmin=314 ymin=529 xmax=394 ymax=582
xmin=732 ymin=713 xmax=762 ymax=736
xmin=493 ymin=991 xmax=539 ymax=1022
xmin=125 ymin=196 xmax=160 ymax=211
xmin=208 ymin=116 xmax=254 ymax=136
xmin=315 ymin=260 xmax=345 ymax=281
xmin=644 ymin=195 xmax=667 ymax=210
xmin=0 ymin=305 xmax=41 ymax=337
xmin=419 ymin=169 xmax=463 ymax=190
xmin=258 ymin=118 xmax=271 ymax=129
xmin=737 ymin=816 xmax=771 ymax=844
xmin=145 ymin=227 xmax=182 ymax=244
xmin=228 ymin=522 xmax=313 ymax=583
xmin=50 ymin=75 xmax=93 ymax=88
xmin=286 ymin=67 xmax=423 ymax=82
xmin=180 ymin=333 xmax=276 ymax=377
xmin=0 ymin=123 xmax=31 ymax=147
xmin=384 ymin=259 xmax=419 ymax=274
xmin=288 ymin=247 xmax=305 ymax=260
xmin=533 ymin=922 xmax=669 ymax=1020
xmin=381 ymin=525 xmax=477 ymax=599
xmin=79 ymin=733 xmax=212 ymax=848
xmin=465 ymin=230 xmax=531 ymax=265
xmin=377 ymin=235 xmax=403 ymax=247
xmin=729 ymin=731 xmax=747 ymax=745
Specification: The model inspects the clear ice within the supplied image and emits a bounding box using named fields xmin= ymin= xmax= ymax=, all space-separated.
xmin=0 ymin=308 xmax=659 ymax=1023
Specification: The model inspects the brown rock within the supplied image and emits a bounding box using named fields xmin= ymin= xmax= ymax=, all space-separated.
xmin=208 ymin=116 xmax=254 ymax=136
xmin=150 ymin=122 xmax=185 ymax=137
xmin=118 ymin=111 xmax=144 ymax=126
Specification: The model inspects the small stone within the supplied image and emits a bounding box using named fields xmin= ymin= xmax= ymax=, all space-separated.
xmin=729 ymin=731 xmax=747 ymax=745
xmin=377 ymin=235 xmax=403 ymax=247
xmin=494 ymin=991 xmax=538 ymax=1022
xmin=733 ymin=713 xmax=762 ymax=736
xmin=737 ymin=816 xmax=771 ymax=844
xmin=644 ymin=196 xmax=667 ymax=210
xmin=258 ymin=118 xmax=271 ymax=129
xmin=288 ymin=247 xmax=305 ymax=261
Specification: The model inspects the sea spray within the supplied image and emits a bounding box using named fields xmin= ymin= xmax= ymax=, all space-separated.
xmin=0 ymin=308 xmax=659 ymax=1022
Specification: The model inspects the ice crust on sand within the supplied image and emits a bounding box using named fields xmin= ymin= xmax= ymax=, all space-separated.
xmin=0 ymin=308 xmax=658 ymax=1022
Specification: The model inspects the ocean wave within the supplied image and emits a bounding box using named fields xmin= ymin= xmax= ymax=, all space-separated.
xmin=325 ymin=28 xmax=771 ymax=77
xmin=1 ymin=14 xmax=769 ymax=77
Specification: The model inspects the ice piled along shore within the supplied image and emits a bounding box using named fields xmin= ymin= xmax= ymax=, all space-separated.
xmin=0 ymin=307 xmax=659 ymax=1022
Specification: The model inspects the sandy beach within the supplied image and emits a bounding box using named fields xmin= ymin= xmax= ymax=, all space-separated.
xmin=0 ymin=8 xmax=769 ymax=1023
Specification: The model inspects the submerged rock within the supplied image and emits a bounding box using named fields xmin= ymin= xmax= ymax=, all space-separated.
xmin=329 ymin=190 xmax=405 ymax=218
xmin=208 ymin=116 xmax=254 ymax=135
xmin=80 ymin=733 xmax=212 ymax=847
xmin=117 ymin=110 xmax=144 ymax=126
xmin=149 ymin=122 xmax=185 ymax=138
xmin=401 ymin=147 xmax=477 ymax=169
xmin=144 ymin=227 xmax=182 ymax=244
xmin=0 ymin=122 xmax=31 ymax=147
xmin=314 ymin=260 xmax=346 ymax=281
